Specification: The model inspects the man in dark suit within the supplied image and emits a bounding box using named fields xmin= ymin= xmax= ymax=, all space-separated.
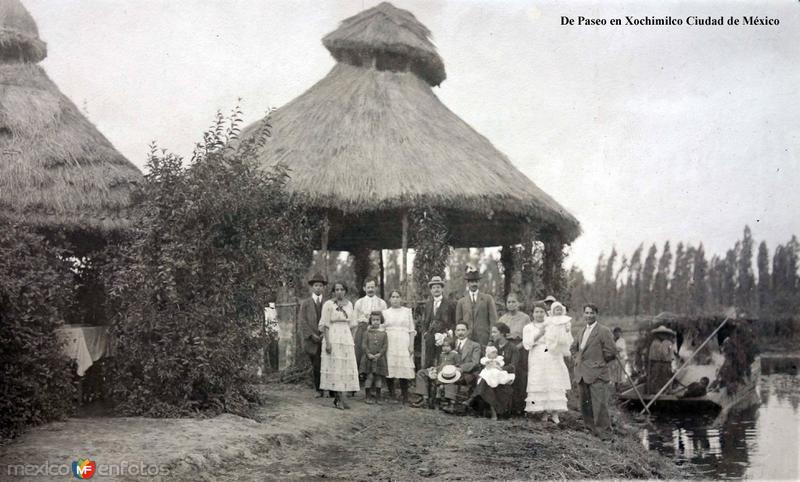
xmin=571 ymin=303 xmax=617 ymax=438
xmin=455 ymin=268 xmax=498 ymax=347
xmin=420 ymin=275 xmax=456 ymax=369
xmin=298 ymin=272 xmax=327 ymax=397
xmin=442 ymin=322 xmax=482 ymax=412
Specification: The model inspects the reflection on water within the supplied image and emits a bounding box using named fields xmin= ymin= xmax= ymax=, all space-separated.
xmin=640 ymin=372 xmax=800 ymax=480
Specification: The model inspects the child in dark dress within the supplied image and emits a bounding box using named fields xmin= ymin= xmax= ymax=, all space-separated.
xmin=360 ymin=311 xmax=388 ymax=404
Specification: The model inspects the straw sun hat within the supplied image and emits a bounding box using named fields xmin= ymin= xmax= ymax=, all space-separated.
xmin=437 ymin=365 xmax=461 ymax=384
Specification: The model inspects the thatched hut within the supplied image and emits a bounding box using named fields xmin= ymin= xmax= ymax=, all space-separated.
xmin=0 ymin=0 xmax=141 ymax=253
xmin=242 ymin=2 xmax=579 ymax=293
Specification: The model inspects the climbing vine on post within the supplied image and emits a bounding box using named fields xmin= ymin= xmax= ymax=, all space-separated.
xmin=410 ymin=207 xmax=450 ymax=300
xmin=352 ymin=246 xmax=372 ymax=296
xmin=518 ymin=224 xmax=543 ymax=311
xmin=542 ymin=230 xmax=568 ymax=302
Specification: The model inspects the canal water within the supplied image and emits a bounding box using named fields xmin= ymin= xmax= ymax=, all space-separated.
xmin=639 ymin=359 xmax=799 ymax=480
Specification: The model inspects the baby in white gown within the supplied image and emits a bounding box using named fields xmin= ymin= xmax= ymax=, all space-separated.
xmin=478 ymin=346 xmax=516 ymax=388
xmin=544 ymin=302 xmax=574 ymax=356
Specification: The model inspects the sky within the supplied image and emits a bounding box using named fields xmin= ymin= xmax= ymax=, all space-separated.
xmin=24 ymin=0 xmax=800 ymax=278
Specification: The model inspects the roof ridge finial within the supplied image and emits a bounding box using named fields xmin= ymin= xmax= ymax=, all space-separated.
xmin=0 ymin=0 xmax=47 ymax=63
xmin=321 ymin=2 xmax=446 ymax=86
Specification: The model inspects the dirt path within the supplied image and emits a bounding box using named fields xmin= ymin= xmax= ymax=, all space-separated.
xmin=1 ymin=384 xmax=684 ymax=480
xmin=199 ymin=386 xmax=683 ymax=481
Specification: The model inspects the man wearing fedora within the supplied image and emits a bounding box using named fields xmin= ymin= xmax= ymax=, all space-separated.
xmin=571 ymin=303 xmax=617 ymax=438
xmin=420 ymin=275 xmax=456 ymax=369
xmin=298 ymin=272 xmax=328 ymax=397
xmin=455 ymin=267 xmax=498 ymax=347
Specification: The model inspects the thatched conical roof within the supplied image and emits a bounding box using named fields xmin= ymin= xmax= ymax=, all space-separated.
xmin=242 ymin=2 xmax=579 ymax=249
xmin=0 ymin=0 xmax=142 ymax=238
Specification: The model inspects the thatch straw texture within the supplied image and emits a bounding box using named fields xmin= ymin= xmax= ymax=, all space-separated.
xmin=0 ymin=62 xmax=141 ymax=233
xmin=242 ymin=63 xmax=580 ymax=247
xmin=322 ymin=2 xmax=445 ymax=86
xmin=0 ymin=0 xmax=46 ymax=62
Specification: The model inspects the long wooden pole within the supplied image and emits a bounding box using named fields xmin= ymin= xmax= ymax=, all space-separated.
xmin=617 ymin=353 xmax=650 ymax=414
xmin=640 ymin=315 xmax=731 ymax=414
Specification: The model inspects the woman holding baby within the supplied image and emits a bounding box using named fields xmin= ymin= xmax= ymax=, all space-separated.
xmin=469 ymin=322 xmax=519 ymax=420
xmin=523 ymin=302 xmax=573 ymax=424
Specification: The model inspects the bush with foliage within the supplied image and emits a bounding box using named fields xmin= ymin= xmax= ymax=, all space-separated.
xmin=104 ymin=107 xmax=316 ymax=417
xmin=0 ymin=221 xmax=78 ymax=441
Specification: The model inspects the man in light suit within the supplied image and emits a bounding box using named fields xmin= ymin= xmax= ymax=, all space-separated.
xmin=571 ymin=303 xmax=617 ymax=438
xmin=442 ymin=322 xmax=482 ymax=412
xmin=298 ymin=272 xmax=327 ymax=397
xmin=455 ymin=268 xmax=498 ymax=347
xmin=420 ymin=275 xmax=456 ymax=369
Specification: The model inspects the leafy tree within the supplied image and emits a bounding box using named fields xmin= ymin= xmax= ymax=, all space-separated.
xmin=104 ymin=108 xmax=316 ymax=417
xmin=653 ymin=241 xmax=672 ymax=313
xmin=627 ymin=244 xmax=644 ymax=316
xmin=737 ymin=226 xmax=756 ymax=314
xmin=772 ymin=237 xmax=800 ymax=316
xmin=757 ymin=241 xmax=770 ymax=316
xmin=641 ymin=244 xmax=658 ymax=314
xmin=692 ymin=243 xmax=708 ymax=314
xmin=670 ymin=242 xmax=691 ymax=312
xmin=722 ymin=246 xmax=738 ymax=308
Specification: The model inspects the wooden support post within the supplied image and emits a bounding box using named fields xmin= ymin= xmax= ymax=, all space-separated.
xmin=401 ymin=210 xmax=409 ymax=299
xmin=320 ymin=214 xmax=330 ymax=280
xmin=500 ymin=244 xmax=514 ymax=299
xmin=379 ymin=249 xmax=385 ymax=299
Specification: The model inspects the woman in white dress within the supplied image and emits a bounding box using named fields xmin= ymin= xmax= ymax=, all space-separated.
xmin=523 ymin=302 xmax=572 ymax=423
xmin=319 ymin=281 xmax=360 ymax=409
xmin=382 ymin=289 xmax=416 ymax=404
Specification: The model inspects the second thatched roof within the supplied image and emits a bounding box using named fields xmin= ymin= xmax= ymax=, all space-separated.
xmin=0 ymin=0 xmax=141 ymax=237
xmin=241 ymin=2 xmax=580 ymax=248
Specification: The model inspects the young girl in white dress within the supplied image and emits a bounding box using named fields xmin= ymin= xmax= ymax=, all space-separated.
xmin=382 ymin=290 xmax=416 ymax=404
xmin=524 ymin=302 xmax=572 ymax=424
xmin=478 ymin=345 xmax=516 ymax=388
xmin=318 ymin=281 xmax=360 ymax=409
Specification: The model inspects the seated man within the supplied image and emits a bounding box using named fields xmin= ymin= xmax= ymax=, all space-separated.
xmin=441 ymin=322 xmax=482 ymax=413
xmin=680 ymin=377 xmax=710 ymax=398
xmin=411 ymin=337 xmax=460 ymax=408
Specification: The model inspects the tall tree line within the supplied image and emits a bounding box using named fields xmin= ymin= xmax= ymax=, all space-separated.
xmin=569 ymin=226 xmax=799 ymax=318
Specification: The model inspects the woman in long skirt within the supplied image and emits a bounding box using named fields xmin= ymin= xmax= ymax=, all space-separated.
xmin=497 ymin=293 xmax=530 ymax=415
xmin=319 ymin=281 xmax=360 ymax=409
xmin=382 ymin=289 xmax=416 ymax=404
xmin=524 ymin=302 xmax=572 ymax=424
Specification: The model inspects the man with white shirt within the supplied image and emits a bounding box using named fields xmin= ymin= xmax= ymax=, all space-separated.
xmin=298 ymin=273 xmax=328 ymax=397
xmin=455 ymin=267 xmax=498 ymax=347
xmin=352 ymin=278 xmax=387 ymax=369
xmin=420 ymin=276 xmax=455 ymax=369
xmin=571 ymin=303 xmax=617 ymax=438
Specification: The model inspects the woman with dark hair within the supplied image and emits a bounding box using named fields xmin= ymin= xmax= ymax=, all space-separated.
xmin=382 ymin=289 xmax=416 ymax=404
xmin=524 ymin=302 xmax=571 ymax=424
xmin=469 ymin=322 xmax=519 ymax=420
xmin=319 ymin=281 xmax=359 ymax=409
xmin=498 ymin=292 xmax=531 ymax=414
